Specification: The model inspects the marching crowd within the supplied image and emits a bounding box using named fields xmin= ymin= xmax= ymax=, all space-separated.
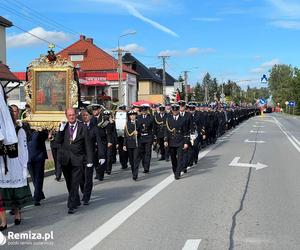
xmin=0 ymin=95 xmax=259 ymax=230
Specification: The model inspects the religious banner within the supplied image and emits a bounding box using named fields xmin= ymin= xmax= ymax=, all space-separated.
xmin=24 ymin=47 xmax=79 ymax=130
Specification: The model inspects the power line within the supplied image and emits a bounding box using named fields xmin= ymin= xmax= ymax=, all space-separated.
xmin=4 ymin=0 xmax=79 ymax=37
xmin=13 ymin=24 xmax=65 ymax=49
xmin=8 ymin=0 xmax=80 ymax=36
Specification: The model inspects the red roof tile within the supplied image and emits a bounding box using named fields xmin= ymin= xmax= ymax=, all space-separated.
xmin=0 ymin=63 xmax=20 ymax=82
xmin=57 ymin=37 xmax=138 ymax=75
xmin=13 ymin=72 xmax=26 ymax=81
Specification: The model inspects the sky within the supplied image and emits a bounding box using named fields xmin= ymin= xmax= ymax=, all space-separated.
xmin=2 ymin=0 xmax=300 ymax=89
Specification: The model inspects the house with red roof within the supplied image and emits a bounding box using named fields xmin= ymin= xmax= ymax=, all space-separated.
xmin=57 ymin=35 xmax=138 ymax=106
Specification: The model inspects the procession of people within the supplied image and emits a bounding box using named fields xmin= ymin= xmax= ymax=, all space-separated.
xmin=0 ymin=88 xmax=259 ymax=229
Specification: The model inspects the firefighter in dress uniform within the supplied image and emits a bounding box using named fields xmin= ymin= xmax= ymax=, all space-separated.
xmin=123 ymin=110 xmax=140 ymax=180
xmin=164 ymin=104 xmax=189 ymax=180
xmin=137 ymin=104 xmax=156 ymax=173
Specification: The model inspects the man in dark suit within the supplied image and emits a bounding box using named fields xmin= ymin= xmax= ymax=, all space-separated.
xmin=27 ymin=129 xmax=48 ymax=206
xmin=56 ymin=108 xmax=93 ymax=214
xmin=49 ymin=130 xmax=62 ymax=182
xmin=178 ymin=100 xmax=193 ymax=173
xmin=137 ymin=104 xmax=156 ymax=173
xmin=79 ymin=109 xmax=104 ymax=205
xmin=164 ymin=104 xmax=189 ymax=179
xmin=154 ymin=105 xmax=168 ymax=161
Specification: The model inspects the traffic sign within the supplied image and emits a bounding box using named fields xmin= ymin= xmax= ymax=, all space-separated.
xmin=261 ymin=74 xmax=268 ymax=83
xmin=259 ymin=98 xmax=267 ymax=105
xmin=288 ymin=101 xmax=296 ymax=107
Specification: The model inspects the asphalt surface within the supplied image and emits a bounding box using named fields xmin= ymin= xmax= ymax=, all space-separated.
xmin=1 ymin=113 xmax=300 ymax=250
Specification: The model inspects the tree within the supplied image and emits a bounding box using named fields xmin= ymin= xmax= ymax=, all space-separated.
xmin=193 ymin=82 xmax=204 ymax=102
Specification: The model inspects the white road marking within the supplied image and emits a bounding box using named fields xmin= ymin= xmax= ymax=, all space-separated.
xmin=71 ymin=143 xmax=216 ymax=250
xmin=272 ymin=117 xmax=300 ymax=153
xmin=244 ymin=139 xmax=265 ymax=144
xmin=182 ymin=239 xmax=202 ymax=250
xmin=250 ymin=130 xmax=265 ymax=133
xmin=229 ymin=157 xmax=268 ymax=170
xmin=253 ymin=125 xmax=265 ymax=128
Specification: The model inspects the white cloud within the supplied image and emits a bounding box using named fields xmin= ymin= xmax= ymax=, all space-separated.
xmin=186 ymin=48 xmax=199 ymax=55
xmin=251 ymin=58 xmax=280 ymax=73
xmin=94 ymin=0 xmax=179 ymax=37
xmin=198 ymin=48 xmax=216 ymax=54
xmin=124 ymin=4 xmax=179 ymax=37
xmin=267 ymin=0 xmax=300 ymax=18
xmin=120 ymin=43 xmax=145 ymax=53
xmin=266 ymin=0 xmax=300 ymax=29
xmin=159 ymin=47 xmax=216 ymax=57
xmin=271 ymin=20 xmax=300 ymax=29
xmin=158 ymin=50 xmax=180 ymax=57
xmin=7 ymin=27 xmax=70 ymax=48
xmin=192 ymin=17 xmax=222 ymax=22
xmin=254 ymin=55 xmax=263 ymax=60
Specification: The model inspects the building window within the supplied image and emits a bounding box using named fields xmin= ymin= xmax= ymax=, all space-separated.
xmin=70 ymin=55 xmax=84 ymax=61
xmin=111 ymin=87 xmax=119 ymax=101
xmin=20 ymin=85 xmax=25 ymax=102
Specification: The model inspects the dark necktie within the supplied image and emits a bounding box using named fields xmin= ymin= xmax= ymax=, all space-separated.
xmin=69 ymin=125 xmax=75 ymax=139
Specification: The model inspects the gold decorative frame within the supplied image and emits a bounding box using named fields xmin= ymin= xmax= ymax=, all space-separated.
xmin=24 ymin=55 xmax=78 ymax=130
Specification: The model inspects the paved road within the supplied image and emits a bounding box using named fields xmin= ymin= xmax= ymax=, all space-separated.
xmin=1 ymin=113 xmax=300 ymax=250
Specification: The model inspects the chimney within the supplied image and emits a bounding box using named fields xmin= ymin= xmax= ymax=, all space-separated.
xmin=86 ymin=38 xmax=93 ymax=44
xmin=80 ymin=35 xmax=86 ymax=41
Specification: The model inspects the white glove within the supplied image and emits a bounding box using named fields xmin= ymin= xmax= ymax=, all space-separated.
xmin=99 ymin=159 xmax=106 ymax=165
xmin=87 ymin=163 xmax=93 ymax=168
xmin=23 ymin=167 xmax=28 ymax=179
xmin=59 ymin=121 xmax=67 ymax=131
xmin=16 ymin=119 xmax=23 ymax=127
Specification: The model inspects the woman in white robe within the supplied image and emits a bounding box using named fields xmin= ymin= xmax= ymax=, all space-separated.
xmin=0 ymin=99 xmax=33 ymax=231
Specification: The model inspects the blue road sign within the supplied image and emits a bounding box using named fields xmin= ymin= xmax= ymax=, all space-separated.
xmin=259 ymin=98 xmax=267 ymax=105
xmin=288 ymin=101 xmax=296 ymax=107
xmin=261 ymin=74 xmax=268 ymax=83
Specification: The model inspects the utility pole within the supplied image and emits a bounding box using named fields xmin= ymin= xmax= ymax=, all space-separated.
xmin=183 ymin=70 xmax=189 ymax=102
xmin=113 ymin=47 xmax=128 ymax=105
xmin=158 ymin=56 xmax=169 ymax=97
xmin=114 ymin=31 xmax=136 ymax=105
xmin=204 ymin=84 xmax=208 ymax=103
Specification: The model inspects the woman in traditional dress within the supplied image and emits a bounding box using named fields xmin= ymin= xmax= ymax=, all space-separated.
xmin=0 ymin=104 xmax=33 ymax=231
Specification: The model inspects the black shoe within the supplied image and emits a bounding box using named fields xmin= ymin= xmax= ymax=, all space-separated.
xmin=83 ymin=201 xmax=89 ymax=206
xmin=194 ymin=160 xmax=198 ymax=164
xmin=132 ymin=176 xmax=138 ymax=181
xmin=121 ymin=165 xmax=128 ymax=169
xmin=106 ymin=171 xmax=111 ymax=175
xmin=14 ymin=218 xmax=21 ymax=225
xmin=68 ymin=208 xmax=75 ymax=214
xmin=99 ymin=177 xmax=104 ymax=181
xmin=9 ymin=209 xmax=15 ymax=215
xmin=158 ymin=157 xmax=165 ymax=161
xmin=174 ymin=175 xmax=180 ymax=180
xmin=0 ymin=224 xmax=7 ymax=231
xmin=34 ymin=201 xmax=41 ymax=206
xmin=94 ymin=175 xmax=99 ymax=180
xmin=143 ymin=170 xmax=149 ymax=173
xmin=165 ymin=158 xmax=170 ymax=162
xmin=55 ymin=177 xmax=61 ymax=182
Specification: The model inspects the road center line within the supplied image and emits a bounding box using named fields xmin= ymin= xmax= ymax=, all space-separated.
xmin=71 ymin=142 xmax=217 ymax=250
xmin=182 ymin=239 xmax=202 ymax=250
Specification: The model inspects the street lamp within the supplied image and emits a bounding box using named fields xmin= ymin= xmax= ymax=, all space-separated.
xmin=117 ymin=31 xmax=137 ymax=105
